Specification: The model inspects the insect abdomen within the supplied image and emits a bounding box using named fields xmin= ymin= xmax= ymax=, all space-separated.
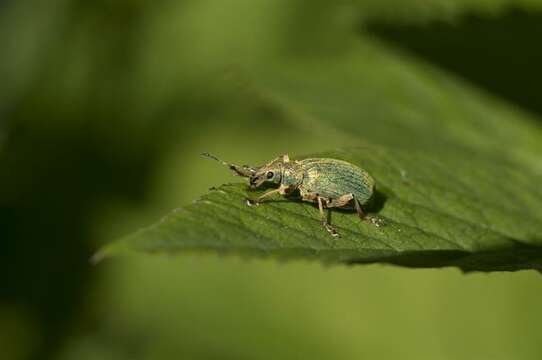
xmin=299 ymin=158 xmax=375 ymax=204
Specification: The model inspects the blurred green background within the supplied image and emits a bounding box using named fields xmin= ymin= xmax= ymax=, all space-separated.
xmin=2 ymin=1 xmax=542 ymax=359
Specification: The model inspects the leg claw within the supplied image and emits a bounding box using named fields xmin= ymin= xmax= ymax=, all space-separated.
xmin=366 ymin=215 xmax=385 ymax=227
xmin=246 ymin=198 xmax=259 ymax=207
xmin=323 ymin=223 xmax=340 ymax=238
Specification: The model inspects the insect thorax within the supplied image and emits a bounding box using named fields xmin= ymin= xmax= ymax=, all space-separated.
xmin=281 ymin=163 xmax=303 ymax=187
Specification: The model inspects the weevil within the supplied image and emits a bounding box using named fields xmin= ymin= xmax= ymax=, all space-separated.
xmin=202 ymin=152 xmax=375 ymax=237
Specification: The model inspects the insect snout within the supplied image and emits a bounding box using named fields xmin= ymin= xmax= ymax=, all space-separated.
xmin=249 ymin=175 xmax=260 ymax=187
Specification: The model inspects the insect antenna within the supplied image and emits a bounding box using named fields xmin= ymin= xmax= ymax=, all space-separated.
xmin=201 ymin=152 xmax=256 ymax=177
xmin=201 ymin=152 xmax=229 ymax=166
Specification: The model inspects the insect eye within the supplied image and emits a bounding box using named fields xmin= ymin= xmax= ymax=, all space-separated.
xmin=266 ymin=171 xmax=274 ymax=179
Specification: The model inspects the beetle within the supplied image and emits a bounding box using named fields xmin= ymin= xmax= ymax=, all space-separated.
xmin=202 ymin=152 xmax=375 ymax=237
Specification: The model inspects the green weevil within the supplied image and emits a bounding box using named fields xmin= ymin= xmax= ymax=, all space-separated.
xmin=202 ymin=152 xmax=375 ymax=237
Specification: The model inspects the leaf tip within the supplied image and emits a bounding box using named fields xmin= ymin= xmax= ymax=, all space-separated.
xmin=89 ymin=240 xmax=133 ymax=265
xmin=89 ymin=249 xmax=108 ymax=265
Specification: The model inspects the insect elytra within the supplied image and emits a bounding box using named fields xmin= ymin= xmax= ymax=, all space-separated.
xmin=202 ymin=153 xmax=375 ymax=237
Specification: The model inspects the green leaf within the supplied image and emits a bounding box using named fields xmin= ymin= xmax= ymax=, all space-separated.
xmin=96 ymin=146 xmax=542 ymax=272
xmin=96 ymin=39 xmax=542 ymax=272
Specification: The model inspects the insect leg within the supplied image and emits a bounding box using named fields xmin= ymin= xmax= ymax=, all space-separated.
xmin=247 ymin=185 xmax=288 ymax=205
xmin=317 ymin=196 xmax=339 ymax=237
xmin=247 ymin=189 xmax=280 ymax=206
xmin=353 ymin=197 xmax=365 ymax=220
xmin=354 ymin=197 xmax=384 ymax=227
xmin=327 ymin=193 xmax=354 ymax=208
